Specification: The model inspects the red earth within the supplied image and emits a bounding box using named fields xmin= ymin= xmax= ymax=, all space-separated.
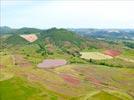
xmin=86 ymin=76 xmax=102 ymax=86
xmin=0 ymin=64 xmax=4 ymax=69
xmin=14 ymin=54 xmax=32 ymax=67
xmin=20 ymin=34 xmax=38 ymax=42
xmin=37 ymin=59 xmax=67 ymax=68
xmin=60 ymin=74 xmax=80 ymax=85
xmin=103 ymin=50 xmax=121 ymax=57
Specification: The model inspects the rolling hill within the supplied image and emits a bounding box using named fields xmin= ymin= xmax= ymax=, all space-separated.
xmin=0 ymin=27 xmax=134 ymax=100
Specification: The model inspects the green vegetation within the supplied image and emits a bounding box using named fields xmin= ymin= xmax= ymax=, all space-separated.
xmin=123 ymin=41 xmax=134 ymax=49
xmin=82 ymin=90 xmax=133 ymax=100
xmin=0 ymin=77 xmax=40 ymax=100
xmin=5 ymin=34 xmax=28 ymax=45
xmin=0 ymin=27 xmax=134 ymax=100
xmin=91 ymin=58 xmax=134 ymax=68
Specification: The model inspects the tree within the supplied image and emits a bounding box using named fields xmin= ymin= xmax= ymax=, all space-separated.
xmin=37 ymin=42 xmax=48 ymax=56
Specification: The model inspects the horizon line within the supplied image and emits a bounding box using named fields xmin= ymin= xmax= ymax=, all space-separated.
xmin=1 ymin=26 xmax=134 ymax=30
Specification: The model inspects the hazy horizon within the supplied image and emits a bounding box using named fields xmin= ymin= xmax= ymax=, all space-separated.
xmin=1 ymin=26 xmax=134 ymax=30
xmin=1 ymin=0 xmax=134 ymax=29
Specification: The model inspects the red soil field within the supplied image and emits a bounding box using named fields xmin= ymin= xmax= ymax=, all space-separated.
xmin=14 ymin=54 xmax=32 ymax=67
xmin=20 ymin=34 xmax=38 ymax=42
xmin=60 ymin=74 xmax=80 ymax=85
xmin=103 ymin=50 xmax=121 ymax=57
xmin=37 ymin=59 xmax=67 ymax=68
xmin=86 ymin=76 xmax=102 ymax=86
xmin=0 ymin=64 xmax=4 ymax=69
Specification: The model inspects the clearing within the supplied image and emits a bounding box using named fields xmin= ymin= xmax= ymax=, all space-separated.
xmin=20 ymin=34 xmax=38 ymax=42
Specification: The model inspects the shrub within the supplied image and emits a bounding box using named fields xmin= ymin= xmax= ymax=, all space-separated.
xmin=69 ymin=57 xmax=87 ymax=64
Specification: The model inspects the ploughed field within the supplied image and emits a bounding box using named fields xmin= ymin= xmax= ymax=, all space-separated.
xmin=103 ymin=50 xmax=121 ymax=57
xmin=0 ymin=50 xmax=134 ymax=100
xmin=37 ymin=59 xmax=67 ymax=68
xmin=20 ymin=34 xmax=38 ymax=42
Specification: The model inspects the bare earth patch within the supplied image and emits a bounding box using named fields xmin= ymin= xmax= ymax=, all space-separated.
xmin=37 ymin=59 xmax=67 ymax=68
xmin=60 ymin=74 xmax=80 ymax=86
xmin=20 ymin=34 xmax=38 ymax=42
xmin=103 ymin=50 xmax=121 ymax=57
xmin=0 ymin=64 xmax=4 ymax=69
xmin=86 ymin=76 xmax=102 ymax=86
xmin=13 ymin=54 xmax=32 ymax=67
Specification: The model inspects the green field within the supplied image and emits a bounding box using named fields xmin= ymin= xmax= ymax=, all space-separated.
xmin=0 ymin=51 xmax=134 ymax=100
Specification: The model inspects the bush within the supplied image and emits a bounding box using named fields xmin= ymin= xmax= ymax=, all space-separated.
xmin=26 ymin=54 xmax=30 ymax=57
xmin=69 ymin=57 xmax=87 ymax=64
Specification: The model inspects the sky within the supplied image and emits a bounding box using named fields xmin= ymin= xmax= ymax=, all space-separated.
xmin=1 ymin=0 xmax=134 ymax=29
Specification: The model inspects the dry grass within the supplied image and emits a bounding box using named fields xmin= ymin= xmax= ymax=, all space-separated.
xmin=0 ymin=71 xmax=14 ymax=81
xmin=80 ymin=52 xmax=113 ymax=60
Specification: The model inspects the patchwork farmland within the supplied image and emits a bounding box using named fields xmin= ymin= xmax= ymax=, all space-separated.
xmin=0 ymin=28 xmax=134 ymax=100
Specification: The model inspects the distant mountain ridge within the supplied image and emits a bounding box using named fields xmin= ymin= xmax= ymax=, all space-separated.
xmin=1 ymin=26 xmax=133 ymax=56
xmin=0 ymin=26 xmax=42 ymax=34
xmin=69 ymin=28 xmax=134 ymax=40
xmin=0 ymin=26 xmax=16 ymax=34
xmin=1 ymin=26 xmax=134 ymax=40
xmin=2 ymin=27 xmax=120 ymax=53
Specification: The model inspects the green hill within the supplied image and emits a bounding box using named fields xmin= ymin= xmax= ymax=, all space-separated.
xmin=5 ymin=34 xmax=29 ymax=45
xmin=40 ymin=28 xmax=85 ymax=46
xmin=0 ymin=27 xmax=134 ymax=100
xmin=4 ymin=28 xmax=91 ymax=54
